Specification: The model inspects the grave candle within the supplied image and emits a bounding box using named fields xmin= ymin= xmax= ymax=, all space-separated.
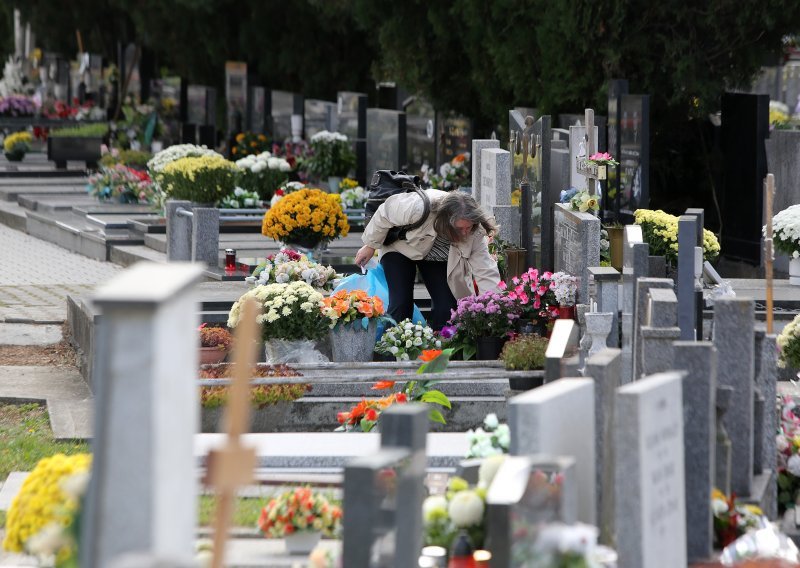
xmin=224 ymin=248 xmax=236 ymax=271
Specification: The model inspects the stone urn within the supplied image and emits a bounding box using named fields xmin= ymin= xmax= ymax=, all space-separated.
xmin=330 ymin=320 xmax=378 ymax=362
xmin=584 ymin=312 xmax=614 ymax=357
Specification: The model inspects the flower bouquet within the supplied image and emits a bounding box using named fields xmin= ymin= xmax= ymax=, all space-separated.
xmin=261 ymin=188 xmax=350 ymax=250
xmin=232 ymin=131 xmax=271 ymax=158
xmin=768 ymin=204 xmax=800 ymax=259
xmin=465 ymin=413 xmax=510 ymax=458
xmin=338 ymin=178 xmax=367 ymax=209
xmin=87 ymin=164 xmax=157 ymax=204
xmin=634 ymin=208 xmax=721 ymax=266
xmin=777 ymin=396 xmax=800 ymax=513
xmin=424 ymin=152 xmax=471 ymax=191
xmin=778 ymin=314 xmax=800 ymax=370
xmin=770 ymin=101 xmax=792 ymax=130
xmin=271 ymin=140 xmax=312 ymax=182
xmin=586 ymin=151 xmax=619 ymax=167
xmin=0 ymin=95 xmax=36 ymax=117
xmin=3 ymin=131 xmax=31 ymax=161
xmin=220 ymin=187 xmax=262 ymax=209
xmin=306 ymin=131 xmax=355 ymax=179
xmin=569 ymin=190 xmax=599 ymax=213
xmin=502 ymin=268 xmax=559 ymax=325
xmin=336 ymin=349 xmax=453 ymax=431
xmin=147 ymin=144 xmax=223 ymax=175
xmin=448 ymin=290 xmax=520 ymax=360
xmin=258 ymin=486 xmax=342 ymax=547
xmin=248 ymin=249 xmax=340 ymax=291
xmin=712 ymin=488 xmax=765 ymax=548
xmin=374 ymin=319 xmax=442 ymax=361
xmin=157 ymin=154 xmax=238 ymax=205
xmin=323 ymin=290 xmax=385 ymax=362
xmin=551 ymin=271 xmax=578 ymax=313
xmin=198 ymin=324 xmax=233 ymax=365
xmin=422 ymin=476 xmax=488 ymax=551
xmin=235 ymin=151 xmax=291 ymax=201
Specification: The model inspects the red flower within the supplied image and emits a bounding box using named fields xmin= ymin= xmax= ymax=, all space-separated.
xmin=336 ymin=412 xmax=348 ymax=424
xmin=372 ymin=380 xmax=396 ymax=390
xmin=395 ymin=393 xmax=408 ymax=404
xmin=365 ymin=408 xmax=378 ymax=421
xmin=420 ymin=349 xmax=443 ymax=362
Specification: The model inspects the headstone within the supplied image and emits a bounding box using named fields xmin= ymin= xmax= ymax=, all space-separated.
xmin=615 ymin=372 xmax=687 ymax=568
xmin=486 ymin=455 xmax=578 ymax=567
xmin=338 ymin=92 xmax=368 ymax=184
xmin=405 ymin=97 xmax=436 ymax=177
xmin=618 ymin=94 xmax=650 ymax=214
xmin=545 ymin=319 xmax=579 ymax=382
xmin=471 ymin=139 xmax=500 ymax=204
xmin=764 ymin=129 xmax=800 ymax=275
xmin=584 ymin=348 xmax=622 ymax=544
xmin=755 ymin=330 xmax=778 ymax=519
xmin=480 ymin=147 xmax=518 ymax=245
xmin=715 ymin=386 xmax=734 ymax=495
xmin=436 ymin=111 xmax=472 ymax=168
xmin=224 ymin=61 xmax=247 ymax=138
xmin=673 ymin=342 xmax=717 ymax=563
xmin=366 ymin=108 xmax=406 ymax=179
xmin=720 ymin=93 xmax=769 ymax=263
xmin=550 ymin=146 xmax=571 ymax=200
xmin=246 ymin=86 xmax=266 ymax=134
xmin=509 ymin=378 xmax=596 ymax=524
xmin=553 ymin=203 xmax=601 ymax=303
xmin=621 ymin=232 xmax=648 ymax=384
xmin=304 ymin=99 xmax=338 ymax=140
xmin=640 ymin=288 xmax=681 ymax=375
xmin=713 ymin=298 xmax=755 ymax=496
xmin=633 ymin=278 xmax=673 ymax=380
xmin=589 ymin=267 xmax=620 ymax=348
xmin=186 ymin=85 xmax=216 ymax=127
xmin=267 ymin=90 xmax=304 ymax=143
xmin=343 ymin=404 xmax=428 ymax=567
xmin=83 ymin=263 xmax=205 ymax=568
xmin=605 ymin=79 xmax=629 ymax=220
xmin=677 ymin=215 xmax=699 ymax=340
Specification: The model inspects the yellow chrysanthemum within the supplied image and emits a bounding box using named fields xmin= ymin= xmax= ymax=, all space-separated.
xmin=262 ymin=188 xmax=349 ymax=243
xmin=3 ymin=131 xmax=32 ymax=153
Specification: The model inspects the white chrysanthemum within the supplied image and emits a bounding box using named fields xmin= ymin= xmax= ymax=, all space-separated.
xmin=483 ymin=413 xmax=499 ymax=430
xmin=422 ymin=495 xmax=448 ymax=523
xmin=447 ymin=490 xmax=484 ymax=528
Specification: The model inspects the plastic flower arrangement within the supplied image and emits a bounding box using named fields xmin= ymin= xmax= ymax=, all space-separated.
xmin=585 ymin=151 xmax=619 ymax=166
xmin=232 ymin=131 xmax=271 ymax=158
xmin=221 ymin=187 xmax=262 ymax=209
xmin=158 ymin=154 xmax=238 ymax=205
xmin=422 ymin=475 xmax=489 ymax=551
xmin=501 ymin=268 xmax=559 ymax=323
xmin=425 ymin=152 xmax=471 ymax=191
xmin=0 ymin=95 xmax=36 ymax=117
xmin=768 ymin=204 xmax=800 ymax=259
xmin=3 ymin=453 xmax=92 ymax=555
xmin=3 ymin=131 xmax=32 ymax=159
xmin=227 ymin=281 xmax=327 ymax=342
xmin=634 ymin=208 xmax=721 ymax=265
xmin=199 ymin=324 xmax=233 ymax=350
xmin=257 ymin=486 xmax=342 ymax=538
xmin=374 ymin=319 xmax=442 ymax=361
xmin=777 ymin=314 xmax=800 ymax=370
xmin=569 ymin=190 xmax=599 ymax=213
xmin=307 ymin=130 xmax=355 ymax=179
xmin=235 ymin=151 xmax=291 ymax=201
xmin=86 ymin=164 xmax=157 ymax=204
xmin=339 ymin=178 xmax=367 ymax=209
xmin=448 ymin=290 xmax=520 ymax=340
xmin=261 ymin=188 xmax=350 ymax=247
xmin=146 ymin=143 xmax=222 ymax=174
xmin=776 ymin=396 xmax=800 ymax=513
xmin=248 ymin=249 xmax=340 ymax=291
xmin=712 ymin=488 xmax=766 ymax=548
xmin=336 ymin=349 xmax=453 ymax=431
xmin=551 ymin=271 xmax=578 ymax=306
xmin=465 ymin=413 xmax=510 ymax=458
xmin=321 ymin=289 xmax=385 ymax=328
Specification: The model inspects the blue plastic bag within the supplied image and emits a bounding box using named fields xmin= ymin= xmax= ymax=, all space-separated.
xmin=333 ymin=263 xmax=426 ymax=339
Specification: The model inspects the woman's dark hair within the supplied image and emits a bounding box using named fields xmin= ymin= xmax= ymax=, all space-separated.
xmin=432 ymin=192 xmax=497 ymax=242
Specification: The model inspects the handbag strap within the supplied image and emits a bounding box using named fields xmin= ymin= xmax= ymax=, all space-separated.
xmin=403 ymin=188 xmax=430 ymax=232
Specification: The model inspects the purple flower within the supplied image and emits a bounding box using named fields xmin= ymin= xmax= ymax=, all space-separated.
xmin=440 ymin=325 xmax=457 ymax=339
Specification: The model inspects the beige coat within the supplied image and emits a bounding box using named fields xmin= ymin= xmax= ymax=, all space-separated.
xmin=361 ymin=189 xmax=501 ymax=299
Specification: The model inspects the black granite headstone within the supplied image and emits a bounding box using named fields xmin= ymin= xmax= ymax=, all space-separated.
xmin=606 ymin=79 xmax=629 ymax=221
xmin=338 ymin=92 xmax=368 ymax=184
xmin=405 ymin=97 xmax=436 ymax=177
xmin=619 ymin=94 xmax=650 ymax=215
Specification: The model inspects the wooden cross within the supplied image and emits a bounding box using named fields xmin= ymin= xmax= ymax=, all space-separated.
xmin=205 ymin=299 xmax=260 ymax=568
xmin=764 ymin=173 xmax=776 ymax=334
xmin=575 ymin=108 xmax=599 ymax=197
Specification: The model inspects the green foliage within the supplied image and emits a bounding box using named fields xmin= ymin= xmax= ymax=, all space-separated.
xmin=99 ymin=149 xmax=153 ymax=169
xmin=49 ymin=123 xmax=108 ymax=138
xmin=307 ymin=133 xmax=356 ymax=179
xmin=501 ymin=335 xmax=548 ymax=371
xmin=198 ymin=364 xmax=309 ymax=409
xmin=199 ymin=326 xmax=233 ymax=349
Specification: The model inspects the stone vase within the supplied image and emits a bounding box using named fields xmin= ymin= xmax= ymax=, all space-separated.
xmin=330 ymin=320 xmax=378 ymax=362
xmin=284 ymin=531 xmax=322 ymax=555
xmin=584 ymin=312 xmax=614 ymax=357
xmin=327 ymin=176 xmax=343 ymax=194
xmin=791 ymin=257 xmax=800 ymax=285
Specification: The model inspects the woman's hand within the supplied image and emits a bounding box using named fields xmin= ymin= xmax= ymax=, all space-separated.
xmin=354 ymin=245 xmax=376 ymax=268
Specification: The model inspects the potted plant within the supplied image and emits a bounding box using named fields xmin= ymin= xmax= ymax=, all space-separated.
xmin=322 ymin=289 xmax=386 ymax=362
xmin=228 ymin=281 xmax=328 ymax=363
xmin=234 ymin=151 xmax=291 ymax=202
xmin=423 ymin=152 xmax=471 ymax=191
xmin=503 ymin=268 xmax=559 ymax=334
xmin=157 ymin=154 xmax=237 ymax=205
xmin=634 ymin=208 xmax=721 ymax=268
xmin=338 ymin=178 xmax=367 ymax=210
xmin=769 ymin=204 xmax=800 ymax=285
xmin=448 ymin=291 xmax=520 ymax=360
xmin=3 ymin=131 xmax=32 ymax=161
xmin=220 ymin=186 xmax=262 ymax=209
xmin=500 ymin=334 xmax=548 ymax=390
xmin=0 ymin=95 xmax=36 ymax=118
xmin=99 ymin=148 xmax=153 ymax=171
xmin=87 ymin=163 xmax=157 ymax=204
xmin=48 ymin=123 xmax=108 ymax=169
xmin=551 ymin=271 xmax=578 ymax=319
xmin=375 ymin=319 xmax=442 ymax=361
xmin=261 ymin=188 xmax=350 ymax=252
xmin=585 ymin=151 xmax=619 ymax=180
xmin=777 ymin=313 xmax=800 ymax=373
xmin=306 ymin=130 xmax=355 ymax=191
xmin=711 ymin=489 xmax=765 ymax=548
xmin=257 ymin=486 xmax=343 ymax=554
xmin=198 ymin=324 xmax=233 ymax=365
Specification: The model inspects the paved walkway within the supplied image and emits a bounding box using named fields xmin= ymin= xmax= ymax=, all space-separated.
xmin=0 ymin=224 xmax=120 ymax=324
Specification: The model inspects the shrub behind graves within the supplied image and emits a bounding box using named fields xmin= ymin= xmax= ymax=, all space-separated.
xmin=158 ymin=154 xmax=237 ymax=205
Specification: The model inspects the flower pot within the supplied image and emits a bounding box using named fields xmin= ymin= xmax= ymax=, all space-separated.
xmin=284 ymin=530 xmax=322 ymax=555
xmin=199 ymin=346 xmax=227 ymax=365
xmin=606 ymin=226 xmax=624 ymax=271
xmin=282 ymin=236 xmax=324 ymax=256
xmin=475 ymin=336 xmax=507 ymax=360
xmin=4 ymin=150 xmax=25 ymax=162
xmin=791 ymin=257 xmax=800 ymax=286
xmin=557 ymin=305 xmax=576 ymax=320
xmin=330 ymin=320 xmax=378 ymax=362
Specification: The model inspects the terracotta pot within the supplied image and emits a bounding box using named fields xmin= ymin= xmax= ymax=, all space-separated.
xmin=199 ymin=346 xmax=227 ymax=365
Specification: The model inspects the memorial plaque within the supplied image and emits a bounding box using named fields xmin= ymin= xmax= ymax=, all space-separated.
xmin=405 ymin=97 xmax=436 ymax=177
xmin=366 ymin=108 xmax=406 ymax=179
xmin=224 ymin=61 xmax=247 ymax=137
xmin=304 ymin=99 xmax=337 ymax=139
xmin=619 ymin=94 xmax=650 ymax=214
xmin=436 ymin=111 xmax=472 ymax=168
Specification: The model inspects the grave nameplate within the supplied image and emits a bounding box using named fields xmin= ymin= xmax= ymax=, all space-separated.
xmin=553 ymin=203 xmax=600 ymax=303
xmin=304 ymin=99 xmax=338 ymax=140
xmin=619 ymin=94 xmax=650 ymax=214
xmin=224 ymin=61 xmax=247 ymax=137
xmin=615 ymin=372 xmax=687 ymax=568
xmin=366 ymin=109 xmax=406 ymax=179
xmin=405 ymin=97 xmax=436 ymax=177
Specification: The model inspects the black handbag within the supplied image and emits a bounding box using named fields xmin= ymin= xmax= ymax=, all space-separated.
xmin=365 ymin=170 xmax=430 ymax=245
